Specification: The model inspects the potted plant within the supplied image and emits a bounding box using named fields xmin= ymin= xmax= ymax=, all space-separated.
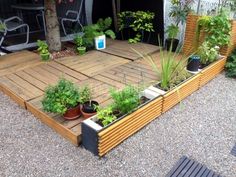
xmin=42 ymin=78 xmax=81 ymax=120
xmin=83 ymin=17 xmax=116 ymax=50
xmin=37 ymin=40 xmax=50 ymax=61
xmin=165 ymin=24 xmax=179 ymax=52
xmin=80 ymin=86 xmax=99 ymax=119
xmin=74 ymin=35 xmax=86 ymax=55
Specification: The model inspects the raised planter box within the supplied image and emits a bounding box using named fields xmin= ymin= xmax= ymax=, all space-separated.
xmin=82 ymin=94 xmax=163 ymax=156
xmin=183 ymin=14 xmax=236 ymax=56
xmin=200 ymin=57 xmax=227 ymax=87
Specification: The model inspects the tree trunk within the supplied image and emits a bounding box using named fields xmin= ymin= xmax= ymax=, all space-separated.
xmin=44 ymin=0 xmax=61 ymax=52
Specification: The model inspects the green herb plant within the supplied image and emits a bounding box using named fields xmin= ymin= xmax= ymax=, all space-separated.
xmin=225 ymin=48 xmax=236 ymax=78
xmin=197 ymin=41 xmax=219 ymax=65
xmin=110 ymin=85 xmax=140 ymax=115
xmin=96 ymin=106 xmax=116 ymax=127
xmin=37 ymin=40 xmax=50 ymax=60
xmin=80 ymin=85 xmax=92 ymax=104
xmin=42 ymin=79 xmax=80 ymax=115
xmin=74 ymin=35 xmax=84 ymax=47
xmin=83 ymin=17 xmax=116 ymax=48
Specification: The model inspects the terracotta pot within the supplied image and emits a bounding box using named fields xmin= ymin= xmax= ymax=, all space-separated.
xmin=63 ymin=104 xmax=81 ymax=120
xmin=80 ymin=101 xmax=98 ymax=119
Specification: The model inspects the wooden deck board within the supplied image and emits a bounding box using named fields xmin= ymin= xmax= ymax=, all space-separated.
xmin=0 ymin=51 xmax=42 ymax=76
xmin=56 ymin=51 xmax=130 ymax=77
xmin=100 ymin=39 xmax=160 ymax=61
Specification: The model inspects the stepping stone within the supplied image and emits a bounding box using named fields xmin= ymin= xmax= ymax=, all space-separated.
xmin=166 ymin=156 xmax=222 ymax=177
xmin=231 ymin=144 xmax=236 ymax=157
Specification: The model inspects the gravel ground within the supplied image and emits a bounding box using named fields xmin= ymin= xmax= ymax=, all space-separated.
xmin=0 ymin=73 xmax=235 ymax=177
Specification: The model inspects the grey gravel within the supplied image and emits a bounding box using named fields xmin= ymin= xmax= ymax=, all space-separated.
xmin=0 ymin=73 xmax=235 ymax=177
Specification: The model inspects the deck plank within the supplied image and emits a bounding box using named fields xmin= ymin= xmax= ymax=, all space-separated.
xmin=100 ymin=39 xmax=160 ymax=61
xmin=56 ymin=51 xmax=130 ymax=77
xmin=0 ymin=51 xmax=42 ymax=76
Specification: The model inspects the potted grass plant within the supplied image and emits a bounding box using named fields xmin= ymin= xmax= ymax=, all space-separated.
xmin=37 ymin=40 xmax=50 ymax=61
xmin=42 ymin=79 xmax=81 ymax=120
xmin=74 ymin=35 xmax=86 ymax=55
xmin=80 ymin=86 xmax=99 ymax=119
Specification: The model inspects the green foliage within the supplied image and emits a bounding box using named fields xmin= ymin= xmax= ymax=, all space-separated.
xmin=42 ymin=79 xmax=80 ymax=115
xmin=37 ymin=40 xmax=49 ymax=55
xmin=0 ymin=23 xmax=5 ymax=31
xmin=96 ymin=106 xmax=116 ymax=127
xmin=80 ymin=85 xmax=92 ymax=104
xmin=74 ymin=35 xmax=84 ymax=47
xmin=225 ymin=49 xmax=236 ymax=78
xmin=196 ymin=11 xmax=231 ymax=49
xmin=169 ymin=0 xmax=195 ymax=25
xmin=134 ymin=42 xmax=191 ymax=91
xmin=205 ymin=10 xmax=231 ymax=48
xmin=166 ymin=24 xmax=179 ymax=39
xmin=110 ymin=86 xmax=140 ymax=115
xmin=197 ymin=41 xmax=219 ymax=65
xmin=118 ymin=11 xmax=155 ymax=43
xmin=83 ymin=17 xmax=116 ymax=48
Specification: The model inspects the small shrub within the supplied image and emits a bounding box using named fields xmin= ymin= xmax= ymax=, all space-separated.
xmin=42 ymin=79 xmax=80 ymax=114
xmin=225 ymin=49 xmax=236 ymax=78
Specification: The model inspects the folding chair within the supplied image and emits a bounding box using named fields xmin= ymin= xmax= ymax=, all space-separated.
xmin=0 ymin=16 xmax=29 ymax=47
xmin=61 ymin=0 xmax=84 ymax=36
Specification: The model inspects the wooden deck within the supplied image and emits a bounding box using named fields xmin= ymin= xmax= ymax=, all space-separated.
xmin=0 ymin=40 xmax=160 ymax=145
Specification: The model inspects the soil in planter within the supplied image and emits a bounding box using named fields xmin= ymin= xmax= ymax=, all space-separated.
xmin=199 ymin=63 xmax=210 ymax=69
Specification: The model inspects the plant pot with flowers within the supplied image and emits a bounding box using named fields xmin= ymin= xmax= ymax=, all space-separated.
xmin=74 ymin=35 xmax=86 ymax=55
xmin=80 ymin=86 xmax=99 ymax=119
xmin=37 ymin=40 xmax=50 ymax=61
xmin=42 ymin=78 xmax=81 ymax=120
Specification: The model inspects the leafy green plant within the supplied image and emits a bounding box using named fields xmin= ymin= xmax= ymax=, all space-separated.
xmin=74 ymin=35 xmax=84 ymax=47
xmin=110 ymin=86 xmax=140 ymax=115
xmin=80 ymin=86 xmax=92 ymax=104
xmin=169 ymin=0 xmax=195 ymax=26
xmin=197 ymin=41 xmax=219 ymax=65
xmin=83 ymin=17 xmax=116 ymax=48
xmin=225 ymin=49 xmax=236 ymax=78
xmin=166 ymin=24 xmax=179 ymax=39
xmin=205 ymin=10 xmax=231 ymax=48
xmin=134 ymin=43 xmax=192 ymax=91
xmin=37 ymin=40 xmax=49 ymax=55
xmin=96 ymin=106 xmax=116 ymax=127
xmin=118 ymin=11 xmax=155 ymax=43
xmin=42 ymin=79 xmax=80 ymax=115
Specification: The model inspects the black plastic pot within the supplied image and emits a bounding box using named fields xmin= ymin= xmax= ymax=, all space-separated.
xmin=187 ymin=55 xmax=200 ymax=72
xmin=165 ymin=38 xmax=179 ymax=52
xmin=82 ymin=101 xmax=99 ymax=113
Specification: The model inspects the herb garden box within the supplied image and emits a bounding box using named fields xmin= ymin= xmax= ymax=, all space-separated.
xmin=82 ymin=94 xmax=163 ymax=156
xmin=200 ymin=57 xmax=227 ymax=87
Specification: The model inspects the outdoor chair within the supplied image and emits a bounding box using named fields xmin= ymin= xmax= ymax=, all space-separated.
xmin=61 ymin=0 xmax=84 ymax=36
xmin=0 ymin=16 xmax=29 ymax=47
